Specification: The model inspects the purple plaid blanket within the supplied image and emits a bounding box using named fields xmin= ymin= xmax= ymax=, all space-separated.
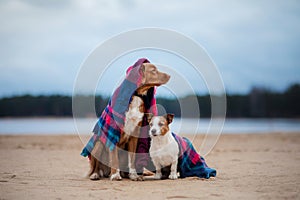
xmin=172 ymin=133 xmax=216 ymax=179
xmin=81 ymin=58 xmax=157 ymax=158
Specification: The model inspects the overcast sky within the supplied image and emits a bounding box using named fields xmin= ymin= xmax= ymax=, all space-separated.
xmin=0 ymin=0 xmax=299 ymax=97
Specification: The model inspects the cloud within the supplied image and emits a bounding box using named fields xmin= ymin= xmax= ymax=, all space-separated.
xmin=0 ymin=0 xmax=300 ymax=97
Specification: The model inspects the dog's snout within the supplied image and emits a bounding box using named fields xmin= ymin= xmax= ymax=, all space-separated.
xmin=151 ymin=129 xmax=157 ymax=135
xmin=161 ymin=72 xmax=170 ymax=84
xmin=165 ymin=73 xmax=170 ymax=80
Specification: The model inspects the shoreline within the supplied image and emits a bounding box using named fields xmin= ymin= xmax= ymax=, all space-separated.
xmin=1 ymin=118 xmax=300 ymax=135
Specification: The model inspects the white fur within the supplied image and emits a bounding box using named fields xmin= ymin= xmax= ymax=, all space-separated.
xmin=88 ymin=168 xmax=105 ymax=180
xmin=89 ymin=172 xmax=100 ymax=180
xmin=128 ymin=156 xmax=140 ymax=180
xmin=124 ymin=96 xmax=144 ymax=136
xmin=110 ymin=169 xmax=122 ymax=181
xmin=149 ymin=117 xmax=179 ymax=180
xmin=122 ymin=96 xmax=144 ymax=180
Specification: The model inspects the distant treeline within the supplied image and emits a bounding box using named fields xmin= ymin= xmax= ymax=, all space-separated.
xmin=0 ymin=84 xmax=299 ymax=118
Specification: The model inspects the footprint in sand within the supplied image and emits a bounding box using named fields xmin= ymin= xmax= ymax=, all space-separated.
xmin=0 ymin=174 xmax=16 ymax=182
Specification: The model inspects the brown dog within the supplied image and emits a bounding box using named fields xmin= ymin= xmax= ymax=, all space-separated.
xmin=88 ymin=63 xmax=170 ymax=181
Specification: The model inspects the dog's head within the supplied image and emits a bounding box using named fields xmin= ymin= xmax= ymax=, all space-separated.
xmin=140 ymin=63 xmax=170 ymax=87
xmin=146 ymin=113 xmax=174 ymax=137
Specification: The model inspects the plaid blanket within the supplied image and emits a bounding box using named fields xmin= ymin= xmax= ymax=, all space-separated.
xmin=81 ymin=58 xmax=157 ymax=157
xmin=80 ymin=58 xmax=216 ymax=179
xmin=172 ymin=133 xmax=217 ymax=179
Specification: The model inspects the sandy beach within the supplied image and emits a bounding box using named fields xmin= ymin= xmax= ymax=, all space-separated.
xmin=0 ymin=133 xmax=299 ymax=200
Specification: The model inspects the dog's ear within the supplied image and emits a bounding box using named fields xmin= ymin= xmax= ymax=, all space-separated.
xmin=164 ymin=114 xmax=174 ymax=124
xmin=140 ymin=63 xmax=146 ymax=73
xmin=145 ymin=113 xmax=153 ymax=124
xmin=139 ymin=64 xmax=146 ymax=85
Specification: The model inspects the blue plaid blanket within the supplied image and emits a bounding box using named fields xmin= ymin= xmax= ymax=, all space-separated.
xmin=172 ymin=133 xmax=216 ymax=179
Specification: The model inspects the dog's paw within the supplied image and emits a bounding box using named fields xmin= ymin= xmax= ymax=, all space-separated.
xmin=110 ymin=172 xmax=122 ymax=181
xmin=153 ymin=172 xmax=162 ymax=180
xmin=128 ymin=169 xmax=143 ymax=181
xmin=129 ymin=172 xmax=139 ymax=181
xmin=89 ymin=172 xmax=100 ymax=180
xmin=168 ymin=173 xmax=178 ymax=180
xmin=135 ymin=175 xmax=144 ymax=181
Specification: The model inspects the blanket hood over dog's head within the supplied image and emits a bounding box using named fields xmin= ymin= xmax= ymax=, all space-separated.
xmin=81 ymin=58 xmax=158 ymax=154
xmin=110 ymin=58 xmax=157 ymax=118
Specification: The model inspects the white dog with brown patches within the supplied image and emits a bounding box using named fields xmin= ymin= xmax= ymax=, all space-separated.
xmin=147 ymin=113 xmax=179 ymax=180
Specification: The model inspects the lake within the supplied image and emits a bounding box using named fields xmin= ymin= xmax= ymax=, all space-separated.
xmin=0 ymin=118 xmax=299 ymax=135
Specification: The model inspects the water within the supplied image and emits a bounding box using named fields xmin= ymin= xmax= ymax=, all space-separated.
xmin=0 ymin=118 xmax=299 ymax=135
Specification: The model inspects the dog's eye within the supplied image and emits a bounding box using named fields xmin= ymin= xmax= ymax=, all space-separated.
xmin=151 ymin=70 xmax=157 ymax=74
xmin=158 ymin=122 xmax=164 ymax=126
xmin=149 ymin=123 xmax=153 ymax=126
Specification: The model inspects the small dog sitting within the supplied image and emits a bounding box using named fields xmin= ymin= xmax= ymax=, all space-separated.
xmin=147 ymin=113 xmax=217 ymax=180
xmin=147 ymin=113 xmax=179 ymax=180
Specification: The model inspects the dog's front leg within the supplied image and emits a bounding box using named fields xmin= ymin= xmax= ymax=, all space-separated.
xmin=169 ymin=159 xmax=178 ymax=180
xmin=110 ymin=147 xmax=122 ymax=181
xmin=128 ymin=137 xmax=143 ymax=181
xmin=153 ymin=160 xmax=162 ymax=180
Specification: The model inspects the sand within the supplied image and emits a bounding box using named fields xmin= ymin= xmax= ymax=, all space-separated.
xmin=0 ymin=133 xmax=299 ymax=200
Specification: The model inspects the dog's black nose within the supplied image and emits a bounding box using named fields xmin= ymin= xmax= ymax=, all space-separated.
xmin=151 ymin=129 xmax=157 ymax=135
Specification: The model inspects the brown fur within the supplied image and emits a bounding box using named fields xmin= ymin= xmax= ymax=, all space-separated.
xmin=160 ymin=114 xmax=174 ymax=135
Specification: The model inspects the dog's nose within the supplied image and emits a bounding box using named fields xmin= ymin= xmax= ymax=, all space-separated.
xmin=151 ymin=129 xmax=157 ymax=135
